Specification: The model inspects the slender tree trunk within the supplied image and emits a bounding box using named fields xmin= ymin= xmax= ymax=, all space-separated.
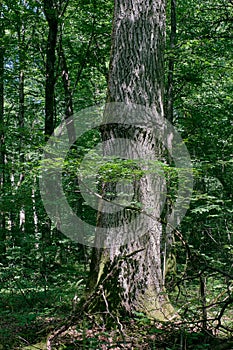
xmin=165 ymin=0 xmax=176 ymax=123
xmin=16 ymin=10 xmax=35 ymax=259
xmin=88 ymin=0 xmax=175 ymax=320
xmin=56 ymin=38 xmax=86 ymax=263
xmin=0 ymin=7 xmax=6 ymax=264
xmin=60 ymin=43 xmax=76 ymax=144
xmin=44 ymin=0 xmax=58 ymax=139
xmin=40 ymin=0 xmax=59 ymax=267
xmin=200 ymin=275 xmax=207 ymax=330
xmin=162 ymin=0 xmax=177 ymax=284
xmin=17 ymin=20 xmax=26 ymax=235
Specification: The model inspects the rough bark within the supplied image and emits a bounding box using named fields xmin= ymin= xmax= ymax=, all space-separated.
xmin=87 ymin=0 xmax=176 ymax=321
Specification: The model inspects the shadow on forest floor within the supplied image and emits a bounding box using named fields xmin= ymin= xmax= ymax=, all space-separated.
xmin=1 ymin=306 xmax=233 ymax=350
xmin=0 ymin=265 xmax=232 ymax=349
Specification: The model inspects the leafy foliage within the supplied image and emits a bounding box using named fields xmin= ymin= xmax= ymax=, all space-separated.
xmin=0 ymin=0 xmax=232 ymax=348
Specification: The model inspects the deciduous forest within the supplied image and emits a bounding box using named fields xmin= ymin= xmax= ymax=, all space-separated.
xmin=0 ymin=0 xmax=232 ymax=349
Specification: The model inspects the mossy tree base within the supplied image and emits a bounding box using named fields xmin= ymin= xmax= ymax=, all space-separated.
xmin=86 ymin=250 xmax=177 ymax=323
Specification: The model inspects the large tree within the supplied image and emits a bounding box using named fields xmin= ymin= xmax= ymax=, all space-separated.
xmin=87 ymin=0 xmax=176 ymax=320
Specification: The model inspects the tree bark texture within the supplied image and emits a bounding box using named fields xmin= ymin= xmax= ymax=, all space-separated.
xmin=107 ymin=0 xmax=165 ymax=116
xmin=88 ymin=0 xmax=175 ymax=320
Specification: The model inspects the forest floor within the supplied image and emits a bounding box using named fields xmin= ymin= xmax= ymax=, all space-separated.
xmin=1 ymin=309 xmax=233 ymax=350
xmin=0 ymin=264 xmax=232 ymax=349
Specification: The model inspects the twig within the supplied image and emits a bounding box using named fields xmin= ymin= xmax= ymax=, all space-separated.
xmin=100 ymin=285 xmax=126 ymax=343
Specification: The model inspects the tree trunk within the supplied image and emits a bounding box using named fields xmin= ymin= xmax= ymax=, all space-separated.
xmin=59 ymin=38 xmax=87 ymax=263
xmin=162 ymin=0 xmax=177 ymax=285
xmin=0 ymin=6 xmax=6 ymax=264
xmin=44 ymin=0 xmax=58 ymax=139
xmin=17 ymin=19 xmax=26 ymax=234
xmin=87 ymin=0 xmax=176 ymax=321
xmin=40 ymin=0 xmax=59 ymax=262
xmin=60 ymin=41 xmax=76 ymax=144
xmin=165 ymin=0 xmax=176 ymax=123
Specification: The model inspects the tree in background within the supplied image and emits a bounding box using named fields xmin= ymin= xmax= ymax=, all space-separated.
xmin=0 ymin=4 xmax=6 ymax=264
